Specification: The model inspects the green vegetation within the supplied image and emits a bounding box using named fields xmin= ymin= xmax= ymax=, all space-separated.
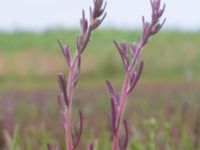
xmin=1 ymin=30 xmax=200 ymax=85
xmin=1 ymin=30 xmax=200 ymax=149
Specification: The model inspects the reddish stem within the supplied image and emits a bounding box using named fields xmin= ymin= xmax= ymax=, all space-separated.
xmin=65 ymin=52 xmax=79 ymax=150
xmin=66 ymin=108 xmax=72 ymax=150
xmin=112 ymin=73 xmax=129 ymax=150
xmin=112 ymin=129 xmax=118 ymax=150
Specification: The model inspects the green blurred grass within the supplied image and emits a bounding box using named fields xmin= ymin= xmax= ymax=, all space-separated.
xmin=0 ymin=29 xmax=200 ymax=88
xmin=1 ymin=29 xmax=200 ymax=149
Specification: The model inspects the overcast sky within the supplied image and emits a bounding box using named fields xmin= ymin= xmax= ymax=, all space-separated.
xmin=0 ymin=0 xmax=199 ymax=31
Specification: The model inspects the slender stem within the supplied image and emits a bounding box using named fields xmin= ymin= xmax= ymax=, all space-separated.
xmin=110 ymin=1 xmax=165 ymax=149
xmin=65 ymin=52 xmax=79 ymax=150
xmin=66 ymin=108 xmax=72 ymax=150
xmin=66 ymin=69 xmax=74 ymax=150
xmin=118 ymin=73 xmax=129 ymax=120
xmin=112 ymin=73 xmax=129 ymax=150
xmin=67 ymin=52 xmax=79 ymax=108
xmin=56 ymin=1 xmax=107 ymax=149
xmin=112 ymin=129 xmax=118 ymax=150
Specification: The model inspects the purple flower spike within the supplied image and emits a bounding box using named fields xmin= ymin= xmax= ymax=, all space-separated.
xmin=77 ymin=0 xmax=107 ymax=53
xmin=150 ymin=0 xmax=166 ymax=35
xmin=108 ymin=0 xmax=165 ymax=149
xmin=55 ymin=1 xmax=106 ymax=149
xmin=151 ymin=0 xmax=165 ymax=19
xmin=90 ymin=0 xmax=107 ymax=30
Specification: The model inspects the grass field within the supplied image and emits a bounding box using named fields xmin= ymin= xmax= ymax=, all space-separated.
xmin=0 ymin=29 xmax=200 ymax=149
xmin=1 ymin=29 xmax=200 ymax=81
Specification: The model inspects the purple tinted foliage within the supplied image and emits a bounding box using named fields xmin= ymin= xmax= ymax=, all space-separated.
xmin=113 ymin=41 xmax=129 ymax=71
xmin=47 ymin=144 xmax=60 ymax=150
xmin=71 ymin=110 xmax=83 ymax=149
xmin=106 ymin=0 xmax=165 ymax=149
xmin=57 ymin=40 xmax=71 ymax=68
xmin=119 ymin=120 xmax=128 ymax=150
xmin=47 ymin=144 xmax=53 ymax=150
xmin=89 ymin=144 xmax=94 ymax=150
xmin=193 ymin=108 xmax=200 ymax=148
xmin=54 ymin=0 xmax=106 ymax=150
xmin=127 ymin=61 xmax=144 ymax=94
xmin=106 ymin=80 xmax=115 ymax=100
xmin=110 ymin=97 xmax=117 ymax=133
xmin=57 ymin=73 xmax=68 ymax=107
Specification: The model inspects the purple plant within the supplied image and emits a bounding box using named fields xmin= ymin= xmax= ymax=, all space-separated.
xmin=193 ymin=108 xmax=200 ymax=149
xmin=49 ymin=0 xmax=106 ymax=150
xmin=106 ymin=0 xmax=165 ymax=149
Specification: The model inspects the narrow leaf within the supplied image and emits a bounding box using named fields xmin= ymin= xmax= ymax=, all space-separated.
xmin=57 ymin=40 xmax=71 ymax=67
xmin=106 ymin=80 xmax=115 ymax=99
xmin=127 ymin=61 xmax=144 ymax=94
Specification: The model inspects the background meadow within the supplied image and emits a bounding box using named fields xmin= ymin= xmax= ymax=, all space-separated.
xmin=0 ymin=29 xmax=200 ymax=149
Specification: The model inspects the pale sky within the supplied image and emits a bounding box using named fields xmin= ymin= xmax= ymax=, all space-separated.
xmin=0 ymin=0 xmax=199 ymax=31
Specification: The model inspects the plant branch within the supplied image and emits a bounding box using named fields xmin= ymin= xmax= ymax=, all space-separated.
xmin=106 ymin=0 xmax=166 ymax=149
xmin=55 ymin=0 xmax=106 ymax=150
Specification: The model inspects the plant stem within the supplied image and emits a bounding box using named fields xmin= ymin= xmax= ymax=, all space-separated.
xmin=112 ymin=129 xmax=118 ymax=150
xmin=66 ymin=108 xmax=72 ymax=150
xmin=65 ymin=52 xmax=79 ymax=150
xmin=112 ymin=73 xmax=129 ymax=150
xmin=109 ymin=1 xmax=165 ymax=149
xmin=55 ymin=1 xmax=107 ymax=150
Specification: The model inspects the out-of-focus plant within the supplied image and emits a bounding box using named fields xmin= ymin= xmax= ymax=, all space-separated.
xmin=48 ymin=0 xmax=106 ymax=150
xmin=0 ymin=120 xmax=12 ymax=150
xmin=193 ymin=108 xmax=200 ymax=149
xmin=106 ymin=0 xmax=165 ymax=149
xmin=10 ymin=127 xmax=20 ymax=150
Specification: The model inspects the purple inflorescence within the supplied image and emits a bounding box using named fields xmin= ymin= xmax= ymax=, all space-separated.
xmin=106 ymin=0 xmax=165 ymax=149
xmin=51 ymin=0 xmax=106 ymax=150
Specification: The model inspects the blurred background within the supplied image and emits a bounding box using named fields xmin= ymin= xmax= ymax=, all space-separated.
xmin=0 ymin=0 xmax=200 ymax=149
